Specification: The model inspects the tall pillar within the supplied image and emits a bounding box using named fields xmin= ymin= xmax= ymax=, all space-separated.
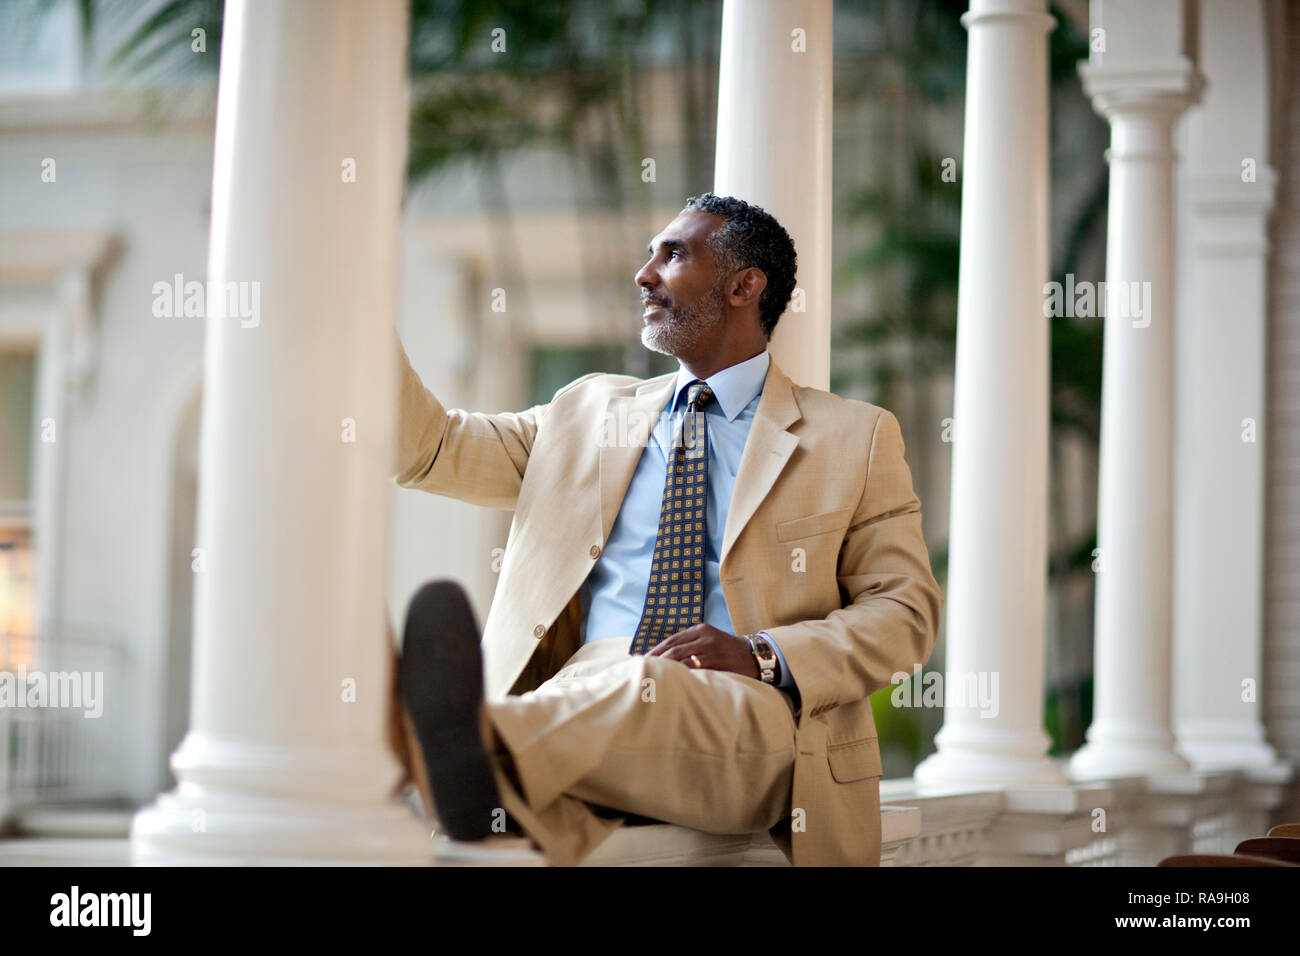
xmin=913 ymin=0 xmax=1063 ymax=791
xmin=1069 ymin=0 xmax=1199 ymax=780
xmin=30 ymin=271 xmax=74 ymax=648
xmin=713 ymin=0 xmax=832 ymax=389
xmin=29 ymin=235 xmax=113 ymax=652
xmin=1173 ymin=0 xmax=1286 ymax=773
xmin=131 ymin=0 xmax=428 ymax=862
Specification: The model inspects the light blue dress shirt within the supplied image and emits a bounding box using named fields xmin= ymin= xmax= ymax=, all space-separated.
xmin=578 ymin=348 xmax=798 ymax=696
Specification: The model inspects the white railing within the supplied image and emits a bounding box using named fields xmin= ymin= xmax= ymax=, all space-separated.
xmin=881 ymin=761 xmax=1294 ymax=866
xmin=0 ymin=625 xmax=127 ymax=826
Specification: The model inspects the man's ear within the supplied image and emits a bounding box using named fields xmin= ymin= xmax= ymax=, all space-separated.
xmin=729 ymin=266 xmax=768 ymax=308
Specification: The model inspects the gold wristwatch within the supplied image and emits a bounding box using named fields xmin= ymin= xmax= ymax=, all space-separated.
xmin=744 ymin=633 xmax=778 ymax=684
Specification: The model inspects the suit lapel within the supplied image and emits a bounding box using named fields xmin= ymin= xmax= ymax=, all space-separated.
xmin=595 ymin=355 xmax=803 ymax=568
xmin=720 ymin=356 xmax=801 ymax=567
xmin=598 ymin=374 xmax=675 ymax=545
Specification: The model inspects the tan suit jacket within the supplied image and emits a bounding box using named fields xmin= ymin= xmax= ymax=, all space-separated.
xmin=392 ymin=334 xmax=943 ymax=865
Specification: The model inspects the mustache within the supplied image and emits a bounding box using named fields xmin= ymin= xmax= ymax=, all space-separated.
xmin=641 ymin=295 xmax=670 ymax=308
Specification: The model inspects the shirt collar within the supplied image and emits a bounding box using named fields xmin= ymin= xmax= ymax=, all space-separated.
xmin=668 ymin=349 xmax=771 ymax=423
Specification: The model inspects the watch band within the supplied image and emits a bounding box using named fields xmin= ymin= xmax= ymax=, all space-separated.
xmin=744 ymin=633 xmax=778 ymax=684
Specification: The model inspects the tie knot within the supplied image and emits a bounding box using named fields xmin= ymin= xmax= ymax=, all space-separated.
xmin=686 ymin=380 xmax=714 ymax=411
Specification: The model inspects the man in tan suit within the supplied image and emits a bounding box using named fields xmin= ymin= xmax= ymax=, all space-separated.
xmin=389 ymin=193 xmax=942 ymax=866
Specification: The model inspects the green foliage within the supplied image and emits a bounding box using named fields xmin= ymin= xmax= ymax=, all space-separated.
xmin=836 ymin=0 xmax=1105 ymax=457
xmin=1045 ymin=676 xmax=1093 ymax=755
xmin=406 ymin=0 xmax=662 ymax=183
xmin=870 ymin=683 xmax=922 ymax=777
xmin=71 ymin=0 xmax=224 ymax=81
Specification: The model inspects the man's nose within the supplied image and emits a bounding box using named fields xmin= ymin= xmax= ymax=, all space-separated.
xmin=634 ymin=259 xmax=656 ymax=291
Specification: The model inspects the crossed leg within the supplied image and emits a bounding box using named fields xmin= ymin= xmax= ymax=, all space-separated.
xmin=474 ymin=637 xmax=798 ymax=866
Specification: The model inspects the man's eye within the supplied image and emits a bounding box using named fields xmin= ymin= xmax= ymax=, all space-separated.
xmin=668 ymin=250 xmax=680 ymax=260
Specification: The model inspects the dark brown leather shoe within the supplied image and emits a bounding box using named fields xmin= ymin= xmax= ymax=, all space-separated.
xmin=398 ymin=579 xmax=501 ymax=841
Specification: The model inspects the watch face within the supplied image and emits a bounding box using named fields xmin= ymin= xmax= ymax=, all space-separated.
xmin=753 ymin=638 xmax=776 ymax=662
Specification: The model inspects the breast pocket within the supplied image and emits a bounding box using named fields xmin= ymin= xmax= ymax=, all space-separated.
xmin=775 ymin=507 xmax=852 ymax=543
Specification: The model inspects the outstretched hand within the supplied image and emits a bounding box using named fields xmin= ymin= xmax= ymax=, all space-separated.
xmin=647 ymin=623 xmax=759 ymax=680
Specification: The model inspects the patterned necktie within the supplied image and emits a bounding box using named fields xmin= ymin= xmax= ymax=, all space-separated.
xmin=629 ymin=380 xmax=715 ymax=655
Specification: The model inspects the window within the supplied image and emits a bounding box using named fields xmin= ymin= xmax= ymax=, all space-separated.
xmin=0 ymin=0 xmax=81 ymax=94
xmin=0 ymin=529 xmax=33 ymax=671
xmin=0 ymin=350 xmax=35 ymax=509
xmin=0 ymin=350 xmax=36 ymax=671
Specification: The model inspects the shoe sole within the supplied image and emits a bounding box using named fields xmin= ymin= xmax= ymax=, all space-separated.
xmin=399 ymin=579 xmax=500 ymax=841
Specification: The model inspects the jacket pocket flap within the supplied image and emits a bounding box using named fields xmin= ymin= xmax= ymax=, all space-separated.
xmin=776 ymin=507 xmax=852 ymax=543
xmin=827 ymin=737 xmax=883 ymax=782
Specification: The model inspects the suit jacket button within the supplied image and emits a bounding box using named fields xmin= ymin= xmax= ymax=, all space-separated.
xmin=533 ymin=624 xmax=546 ymax=637
xmin=589 ymin=545 xmax=601 ymax=558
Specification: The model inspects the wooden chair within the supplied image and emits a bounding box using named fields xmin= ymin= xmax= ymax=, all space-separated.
xmin=1159 ymin=853 xmax=1296 ymax=867
xmin=1235 ymin=837 xmax=1300 ymax=864
xmin=1266 ymin=822 xmax=1300 ymax=839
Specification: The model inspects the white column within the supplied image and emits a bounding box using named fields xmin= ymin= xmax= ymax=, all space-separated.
xmin=713 ymin=0 xmax=832 ymax=390
xmin=1173 ymin=0 xmax=1285 ymax=772
xmin=30 ymin=271 xmax=74 ymax=647
xmin=913 ymin=0 xmax=1062 ymax=791
xmin=131 ymin=0 xmax=427 ymax=862
xmin=1070 ymin=0 xmax=1199 ymax=780
xmin=31 ymin=240 xmax=110 ymax=648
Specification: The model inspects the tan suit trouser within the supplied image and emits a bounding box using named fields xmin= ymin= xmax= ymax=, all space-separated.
xmin=474 ymin=637 xmax=798 ymax=866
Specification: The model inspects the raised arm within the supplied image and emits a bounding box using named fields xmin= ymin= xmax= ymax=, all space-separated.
xmin=763 ymin=408 xmax=944 ymax=719
xmin=393 ymin=330 xmax=598 ymax=510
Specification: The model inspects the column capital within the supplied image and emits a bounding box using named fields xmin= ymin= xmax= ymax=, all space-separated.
xmin=960 ymin=0 xmax=1054 ymax=33
xmin=1079 ymin=56 xmax=1202 ymax=121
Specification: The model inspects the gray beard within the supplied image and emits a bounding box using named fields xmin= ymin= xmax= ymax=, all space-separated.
xmin=640 ymin=281 xmax=727 ymax=358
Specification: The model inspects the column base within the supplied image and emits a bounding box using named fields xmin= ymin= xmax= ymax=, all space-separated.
xmin=131 ymin=729 xmax=432 ymax=863
xmin=1175 ymin=719 xmax=1287 ymax=772
xmin=130 ymin=787 xmax=433 ymax=865
xmin=1068 ymin=725 xmax=1191 ymax=779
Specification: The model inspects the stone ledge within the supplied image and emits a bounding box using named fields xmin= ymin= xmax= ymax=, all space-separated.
xmin=432 ymin=805 xmax=924 ymax=866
